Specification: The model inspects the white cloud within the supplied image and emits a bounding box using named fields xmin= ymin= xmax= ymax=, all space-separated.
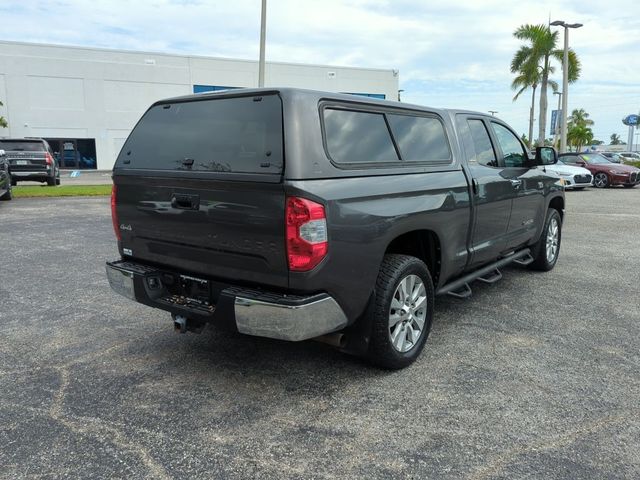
xmin=1 ymin=0 xmax=639 ymax=138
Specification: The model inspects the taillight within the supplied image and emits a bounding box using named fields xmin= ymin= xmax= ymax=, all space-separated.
xmin=286 ymin=197 xmax=328 ymax=271
xmin=111 ymin=185 xmax=121 ymax=241
xmin=45 ymin=152 xmax=54 ymax=166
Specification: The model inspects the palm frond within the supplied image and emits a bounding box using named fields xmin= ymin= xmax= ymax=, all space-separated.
xmin=551 ymin=48 xmax=581 ymax=82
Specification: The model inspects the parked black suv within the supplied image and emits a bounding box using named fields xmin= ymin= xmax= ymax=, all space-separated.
xmin=106 ymin=88 xmax=564 ymax=368
xmin=0 ymin=138 xmax=60 ymax=186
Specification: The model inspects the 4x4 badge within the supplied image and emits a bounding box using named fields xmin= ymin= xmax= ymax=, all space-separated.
xmin=119 ymin=224 xmax=132 ymax=231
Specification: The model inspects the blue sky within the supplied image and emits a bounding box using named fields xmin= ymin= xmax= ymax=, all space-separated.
xmin=2 ymin=0 xmax=639 ymax=143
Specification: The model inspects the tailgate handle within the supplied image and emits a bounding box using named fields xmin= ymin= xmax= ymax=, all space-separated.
xmin=171 ymin=193 xmax=200 ymax=210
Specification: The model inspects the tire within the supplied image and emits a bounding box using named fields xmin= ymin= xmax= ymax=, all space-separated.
xmin=593 ymin=172 xmax=609 ymax=188
xmin=529 ymin=209 xmax=562 ymax=271
xmin=367 ymin=254 xmax=435 ymax=369
xmin=55 ymin=177 xmax=61 ymax=186
xmin=623 ymin=184 xmax=635 ymax=189
xmin=10 ymin=177 xmax=17 ymax=187
xmin=46 ymin=176 xmax=56 ymax=186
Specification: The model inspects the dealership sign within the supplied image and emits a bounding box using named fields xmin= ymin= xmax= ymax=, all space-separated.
xmin=622 ymin=114 xmax=639 ymax=126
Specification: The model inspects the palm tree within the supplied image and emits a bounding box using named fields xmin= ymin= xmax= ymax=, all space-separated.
xmin=568 ymin=108 xmax=594 ymax=129
xmin=610 ymin=133 xmax=623 ymax=145
xmin=567 ymin=124 xmax=593 ymax=152
xmin=510 ymin=64 xmax=541 ymax=149
xmin=512 ymin=24 xmax=580 ymax=147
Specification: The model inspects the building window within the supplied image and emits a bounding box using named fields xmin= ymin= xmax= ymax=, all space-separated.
xmin=342 ymin=92 xmax=386 ymax=100
xmin=45 ymin=138 xmax=97 ymax=169
xmin=193 ymin=85 xmax=239 ymax=94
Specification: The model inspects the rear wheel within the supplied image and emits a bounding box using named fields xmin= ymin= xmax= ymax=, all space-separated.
xmin=529 ymin=208 xmax=562 ymax=271
xmin=367 ymin=254 xmax=434 ymax=369
xmin=46 ymin=176 xmax=56 ymax=186
xmin=593 ymin=172 xmax=609 ymax=188
xmin=10 ymin=177 xmax=17 ymax=186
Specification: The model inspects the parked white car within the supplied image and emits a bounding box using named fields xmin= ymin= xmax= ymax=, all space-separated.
xmin=545 ymin=160 xmax=593 ymax=189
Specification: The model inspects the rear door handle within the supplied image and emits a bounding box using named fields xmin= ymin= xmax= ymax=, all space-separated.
xmin=510 ymin=179 xmax=522 ymax=188
xmin=171 ymin=193 xmax=200 ymax=210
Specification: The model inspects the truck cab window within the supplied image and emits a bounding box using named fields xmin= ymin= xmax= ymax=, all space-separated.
xmin=491 ymin=122 xmax=527 ymax=168
xmin=467 ymin=119 xmax=498 ymax=167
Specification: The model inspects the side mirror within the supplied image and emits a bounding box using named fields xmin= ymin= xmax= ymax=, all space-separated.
xmin=535 ymin=146 xmax=557 ymax=166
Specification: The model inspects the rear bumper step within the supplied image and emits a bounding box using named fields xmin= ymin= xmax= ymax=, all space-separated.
xmin=105 ymin=259 xmax=348 ymax=342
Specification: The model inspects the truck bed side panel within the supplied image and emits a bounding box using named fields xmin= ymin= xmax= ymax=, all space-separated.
xmin=287 ymin=170 xmax=471 ymax=322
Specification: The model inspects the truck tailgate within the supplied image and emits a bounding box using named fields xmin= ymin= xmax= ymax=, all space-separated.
xmin=115 ymin=174 xmax=288 ymax=288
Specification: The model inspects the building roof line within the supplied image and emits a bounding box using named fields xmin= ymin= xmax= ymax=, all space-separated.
xmin=0 ymin=39 xmax=398 ymax=74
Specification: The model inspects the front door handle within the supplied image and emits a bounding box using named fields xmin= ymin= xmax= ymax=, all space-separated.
xmin=510 ymin=179 xmax=522 ymax=188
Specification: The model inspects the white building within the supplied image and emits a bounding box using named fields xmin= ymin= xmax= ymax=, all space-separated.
xmin=0 ymin=41 xmax=399 ymax=170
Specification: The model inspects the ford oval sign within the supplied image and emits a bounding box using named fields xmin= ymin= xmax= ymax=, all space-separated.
xmin=623 ymin=114 xmax=639 ymax=126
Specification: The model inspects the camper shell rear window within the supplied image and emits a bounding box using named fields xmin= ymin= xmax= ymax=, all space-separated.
xmin=115 ymin=94 xmax=283 ymax=174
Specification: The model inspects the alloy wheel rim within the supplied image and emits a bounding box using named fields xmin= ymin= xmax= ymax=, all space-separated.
xmin=595 ymin=173 xmax=607 ymax=187
xmin=388 ymin=274 xmax=427 ymax=353
xmin=545 ymin=218 xmax=559 ymax=263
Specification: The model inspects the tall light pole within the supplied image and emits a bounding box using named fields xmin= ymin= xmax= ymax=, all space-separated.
xmin=258 ymin=0 xmax=267 ymax=87
xmin=550 ymin=20 xmax=582 ymax=153
xmin=489 ymin=110 xmax=498 ymax=116
xmin=553 ymin=91 xmax=562 ymax=148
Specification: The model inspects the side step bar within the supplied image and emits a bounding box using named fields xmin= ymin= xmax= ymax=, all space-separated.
xmin=437 ymin=249 xmax=531 ymax=298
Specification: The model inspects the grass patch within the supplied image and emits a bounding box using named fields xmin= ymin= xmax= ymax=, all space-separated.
xmin=13 ymin=184 xmax=112 ymax=198
xmin=624 ymin=160 xmax=640 ymax=169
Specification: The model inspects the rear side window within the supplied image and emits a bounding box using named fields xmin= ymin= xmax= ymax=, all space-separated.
xmin=387 ymin=114 xmax=451 ymax=162
xmin=467 ymin=119 xmax=498 ymax=167
xmin=0 ymin=141 xmax=45 ymax=152
xmin=323 ymin=109 xmax=399 ymax=164
xmin=116 ymin=94 xmax=283 ymax=174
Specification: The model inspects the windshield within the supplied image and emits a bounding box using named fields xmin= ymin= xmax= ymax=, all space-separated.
xmin=0 ymin=140 xmax=45 ymax=152
xmin=581 ymin=154 xmax=611 ymax=165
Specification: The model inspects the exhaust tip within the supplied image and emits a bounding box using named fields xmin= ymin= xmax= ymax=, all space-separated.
xmin=313 ymin=333 xmax=346 ymax=349
xmin=173 ymin=315 xmax=187 ymax=334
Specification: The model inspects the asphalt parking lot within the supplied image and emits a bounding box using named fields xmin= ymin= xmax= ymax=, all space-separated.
xmin=1 ymin=188 xmax=639 ymax=479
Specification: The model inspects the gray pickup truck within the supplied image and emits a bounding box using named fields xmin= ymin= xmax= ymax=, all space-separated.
xmin=106 ymin=88 xmax=564 ymax=368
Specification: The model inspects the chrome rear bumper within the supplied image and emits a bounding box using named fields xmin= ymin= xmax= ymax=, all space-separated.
xmin=106 ymin=259 xmax=348 ymax=342
xmin=235 ymin=294 xmax=348 ymax=341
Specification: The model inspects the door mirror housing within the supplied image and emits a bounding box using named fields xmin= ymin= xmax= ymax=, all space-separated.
xmin=535 ymin=146 xmax=557 ymax=166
